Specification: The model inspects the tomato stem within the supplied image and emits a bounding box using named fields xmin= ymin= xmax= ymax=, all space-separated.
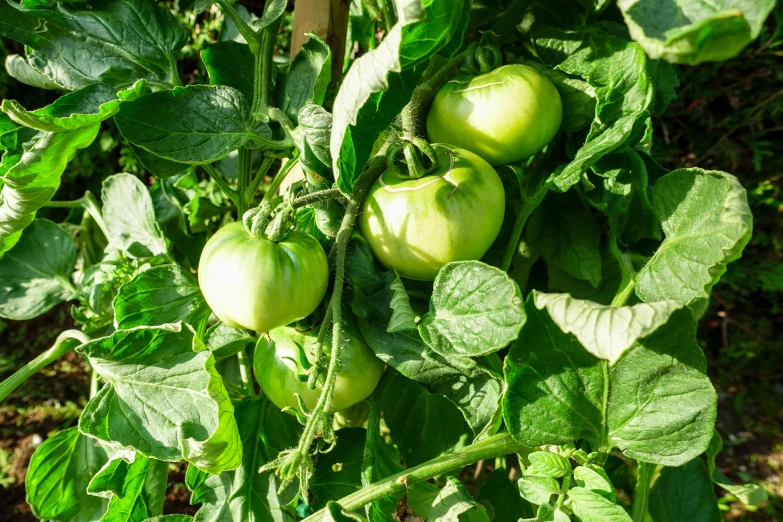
xmin=292 ymin=188 xmax=345 ymax=208
xmin=262 ymin=154 xmax=300 ymax=204
xmin=216 ymin=0 xmax=259 ymax=54
xmin=609 ymin=232 xmax=637 ymax=308
xmin=0 ymin=330 xmax=90 ymax=403
xmin=203 ymin=164 xmax=240 ymax=208
xmin=248 ymin=155 xmax=276 ymax=201
xmin=302 ymin=431 xmax=528 ymax=520
xmin=236 ymin=348 xmax=256 ymax=396
xmin=401 ymin=50 xmax=468 ymax=139
xmin=632 ymin=461 xmax=655 ymax=522
xmin=500 ymin=181 xmax=549 ymax=272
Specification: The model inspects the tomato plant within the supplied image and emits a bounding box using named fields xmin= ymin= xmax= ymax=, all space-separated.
xmin=0 ymin=0 xmax=773 ymax=521
xmin=254 ymin=318 xmax=384 ymax=413
xmin=427 ymin=64 xmax=563 ymax=166
xmin=359 ymin=144 xmax=505 ymax=280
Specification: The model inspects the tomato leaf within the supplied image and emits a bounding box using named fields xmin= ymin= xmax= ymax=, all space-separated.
xmin=87 ymin=453 xmax=168 ymax=521
xmin=618 ymin=0 xmax=775 ymax=65
xmin=636 ymin=168 xmax=752 ymax=305
xmin=0 ymin=220 xmax=76 ymax=320
xmin=407 ymin=477 xmax=489 ymax=521
xmin=201 ymin=42 xmax=256 ymax=102
xmin=311 ymin=428 xmax=366 ymax=510
xmin=186 ymin=395 xmax=300 ymax=522
xmin=78 ymin=323 xmax=242 ymax=474
xmin=101 ymin=173 xmax=168 ymax=258
xmin=418 ymin=261 xmax=526 ymax=358
xmin=275 ymin=34 xmax=331 ymax=125
xmin=567 ymin=487 xmax=633 ymax=522
xmin=4 ymin=54 xmax=60 ymax=90
xmin=203 ymin=323 xmax=255 ymax=362
xmin=0 ymin=0 xmax=187 ymax=90
xmin=648 ymin=459 xmax=721 ymax=522
xmin=113 ymin=264 xmax=211 ymax=331
xmin=26 ymin=427 xmax=111 ymax=521
xmin=476 ymin=470 xmax=534 ymax=521
xmin=504 ymin=302 xmax=716 ymax=466
xmin=115 ymin=85 xmax=257 ymax=164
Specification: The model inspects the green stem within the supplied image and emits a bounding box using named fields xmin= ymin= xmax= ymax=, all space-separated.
xmin=284 ymin=156 xmax=386 ymax=480
xmin=361 ymin=370 xmax=394 ymax=519
xmin=203 ymin=164 xmax=240 ymax=208
xmin=554 ymin=471 xmax=571 ymax=509
xmin=216 ymin=0 xmax=259 ymax=54
xmin=0 ymin=330 xmax=90 ymax=403
xmin=401 ymin=51 xmax=468 ymax=138
xmin=500 ymin=182 xmax=549 ymax=272
xmin=248 ymin=155 xmax=276 ymax=202
xmin=292 ymin=188 xmax=345 ymax=209
xmin=609 ymin=232 xmax=637 ymax=308
xmin=252 ymin=26 xmax=277 ymax=115
xmin=262 ymin=155 xmax=300 ymax=204
xmin=237 ymin=149 xmax=252 ymax=216
xmin=303 ymin=432 xmax=527 ymax=520
xmin=632 ymin=461 xmax=655 ymax=522
xmin=90 ymin=367 xmax=99 ymax=399
xmin=82 ymin=191 xmax=111 ymax=240
xmin=237 ymin=348 xmax=255 ymax=396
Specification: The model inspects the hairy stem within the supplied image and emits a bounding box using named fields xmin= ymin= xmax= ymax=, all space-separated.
xmin=253 ymin=26 xmax=277 ymax=115
xmin=262 ymin=155 xmax=300 ymax=204
xmin=401 ymin=51 xmax=468 ymax=138
xmin=236 ymin=348 xmax=256 ymax=396
xmin=284 ymin=156 xmax=386 ymax=478
xmin=292 ymin=188 xmax=345 ymax=208
xmin=632 ymin=461 xmax=655 ymax=522
xmin=303 ymin=432 xmax=527 ymax=520
xmin=45 ymin=191 xmax=111 ymax=240
xmin=500 ymin=181 xmax=549 ymax=272
xmin=237 ymin=149 xmax=252 ymax=216
xmin=216 ymin=0 xmax=259 ymax=53
xmin=609 ymin=232 xmax=637 ymax=308
xmin=248 ymin=155 xmax=276 ymax=201
xmin=0 ymin=330 xmax=90 ymax=403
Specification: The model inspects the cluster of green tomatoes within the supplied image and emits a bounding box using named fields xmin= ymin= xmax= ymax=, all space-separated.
xmin=198 ymin=63 xmax=563 ymax=414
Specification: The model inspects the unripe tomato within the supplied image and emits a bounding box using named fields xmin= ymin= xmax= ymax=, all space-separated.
xmin=253 ymin=316 xmax=384 ymax=413
xmin=426 ymin=64 xmax=563 ymax=166
xmin=198 ymin=222 xmax=328 ymax=332
xmin=358 ymin=145 xmax=505 ymax=281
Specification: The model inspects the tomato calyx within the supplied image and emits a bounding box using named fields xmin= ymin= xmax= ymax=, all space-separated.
xmin=460 ymin=31 xmax=502 ymax=76
xmin=385 ymin=137 xmax=441 ymax=180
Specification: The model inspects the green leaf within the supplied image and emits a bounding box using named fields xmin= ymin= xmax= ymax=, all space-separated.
xmin=149 ymin=175 xmax=205 ymax=264
xmin=0 ymin=125 xmax=98 ymax=255
xmin=4 ymin=54 xmax=60 ymax=90
xmin=528 ymin=451 xmax=572 ymax=478
xmin=322 ymin=502 xmax=367 ymax=522
xmin=293 ymin=104 xmax=333 ymax=180
xmin=382 ymin=373 xmax=472 ymax=467
xmin=527 ymin=190 xmax=602 ymax=287
xmin=145 ymin=517 xmax=193 ymax=522
xmin=504 ymin=302 xmax=716 ymax=466
xmin=115 ymin=85 xmax=256 ymax=164
xmin=567 ymin=487 xmax=632 ymax=522
xmin=311 ymin=428 xmax=366 ymax=510
xmin=0 ymin=219 xmax=76 ymax=320
xmin=547 ymin=246 xmax=621 ymax=306
xmin=617 ymin=0 xmax=776 ymax=65
xmin=476 ymin=470 xmax=534 ymax=521
xmin=87 ymin=453 xmax=169 ymax=522
xmin=130 ymin=144 xmax=190 ymax=179
xmin=201 ymin=42 xmax=255 ymax=102
xmin=114 ymin=264 xmax=211 ymax=331
xmin=419 ymin=261 xmax=526 ymax=357
xmin=254 ymin=0 xmax=287 ymax=30
xmin=706 ymin=431 xmax=768 ymax=507
xmin=26 ymin=427 xmax=110 ymax=521
xmin=536 ymin=503 xmax=571 ymax=522
xmin=203 ymin=323 xmax=255 ymax=362
xmin=408 ymin=477 xmax=489 ymax=521
xmin=2 ymin=82 xmax=144 ymax=132
xmin=535 ymin=24 xmax=655 ymax=192
xmin=186 ymin=394 xmax=300 ymax=522
xmin=332 ymin=0 xmax=467 ymax=193
xmin=573 ymin=466 xmax=615 ymax=502
xmin=78 ymin=324 xmax=242 ymax=474
xmin=0 ymin=0 xmax=187 ymax=89
xmin=517 ymin=474 xmax=560 ymax=505
xmin=101 ymin=173 xmax=168 ymax=258
xmin=275 ymin=33 xmax=331 ymax=125
xmin=636 ymin=169 xmax=752 ymax=305
xmin=387 ymin=272 xmax=417 ymax=333
xmin=648 ymin=459 xmax=721 ymax=522
xmin=533 ymin=292 xmax=682 ymax=364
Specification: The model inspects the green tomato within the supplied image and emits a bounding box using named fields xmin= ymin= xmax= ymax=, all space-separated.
xmin=253 ymin=317 xmax=384 ymax=413
xmin=199 ymin=222 xmax=328 ymax=332
xmin=426 ymin=64 xmax=563 ymax=166
xmin=358 ymin=145 xmax=505 ymax=281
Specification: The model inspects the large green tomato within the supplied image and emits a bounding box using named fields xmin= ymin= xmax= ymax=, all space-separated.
xmin=358 ymin=145 xmax=505 ymax=281
xmin=254 ymin=317 xmax=384 ymax=413
xmin=426 ymin=64 xmax=563 ymax=166
xmin=199 ymin=222 xmax=328 ymax=332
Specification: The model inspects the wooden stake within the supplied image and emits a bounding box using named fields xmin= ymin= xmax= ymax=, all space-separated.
xmin=290 ymin=0 xmax=349 ymax=83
